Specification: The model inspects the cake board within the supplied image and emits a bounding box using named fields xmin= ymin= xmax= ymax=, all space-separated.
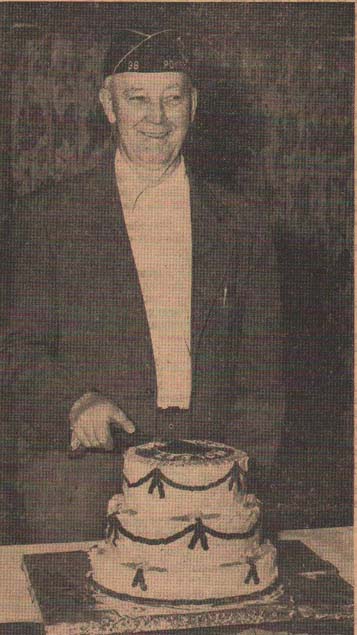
xmin=22 ymin=541 xmax=353 ymax=635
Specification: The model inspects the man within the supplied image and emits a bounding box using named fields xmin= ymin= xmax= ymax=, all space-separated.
xmin=1 ymin=30 xmax=284 ymax=543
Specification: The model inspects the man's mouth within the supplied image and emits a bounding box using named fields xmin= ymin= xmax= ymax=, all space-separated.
xmin=139 ymin=129 xmax=170 ymax=139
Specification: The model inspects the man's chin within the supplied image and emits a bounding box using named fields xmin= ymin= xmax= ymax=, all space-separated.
xmin=135 ymin=152 xmax=175 ymax=168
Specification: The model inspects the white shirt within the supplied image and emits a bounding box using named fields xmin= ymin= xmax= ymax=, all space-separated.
xmin=115 ymin=150 xmax=192 ymax=409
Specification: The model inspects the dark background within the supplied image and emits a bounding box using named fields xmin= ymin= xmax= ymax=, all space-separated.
xmin=0 ymin=2 xmax=353 ymax=529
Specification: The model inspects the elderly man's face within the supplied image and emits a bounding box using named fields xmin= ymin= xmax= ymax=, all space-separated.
xmin=100 ymin=72 xmax=197 ymax=169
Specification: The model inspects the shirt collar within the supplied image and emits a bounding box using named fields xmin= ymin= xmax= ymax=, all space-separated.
xmin=115 ymin=148 xmax=186 ymax=213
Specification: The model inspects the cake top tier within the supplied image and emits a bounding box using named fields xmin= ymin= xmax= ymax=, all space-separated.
xmin=123 ymin=440 xmax=249 ymax=492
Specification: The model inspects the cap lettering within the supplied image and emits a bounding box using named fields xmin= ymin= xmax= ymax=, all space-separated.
xmin=128 ymin=60 xmax=139 ymax=71
xmin=163 ymin=59 xmax=175 ymax=69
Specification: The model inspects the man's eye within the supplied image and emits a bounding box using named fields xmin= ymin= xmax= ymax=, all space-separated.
xmin=129 ymin=96 xmax=146 ymax=102
xmin=165 ymin=95 xmax=182 ymax=103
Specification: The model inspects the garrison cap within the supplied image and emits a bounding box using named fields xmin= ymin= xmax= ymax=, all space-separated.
xmin=103 ymin=29 xmax=191 ymax=78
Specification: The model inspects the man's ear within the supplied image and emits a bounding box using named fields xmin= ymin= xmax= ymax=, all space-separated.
xmin=99 ymin=79 xmax=117 ymax=124
xmin=190 ymin=87 xmax=198 ymax=123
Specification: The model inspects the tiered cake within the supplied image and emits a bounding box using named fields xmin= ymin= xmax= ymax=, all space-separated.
xmin=89 ymin=440 xmax=278 ymax=603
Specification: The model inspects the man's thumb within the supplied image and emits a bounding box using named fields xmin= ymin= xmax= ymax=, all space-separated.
xmin=111 ymin=408 xmax=136 ymax=434
xmin=103 ymin=434 xmax=114 ymax=451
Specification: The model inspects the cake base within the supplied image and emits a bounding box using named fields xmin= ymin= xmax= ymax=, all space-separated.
xmin=89 ymin=575 xmax=282 ymax=607
xmin=89 ymin=538 xmax=278 ymax=603
xmin=21 ymin=541 xmax=354 ymax=635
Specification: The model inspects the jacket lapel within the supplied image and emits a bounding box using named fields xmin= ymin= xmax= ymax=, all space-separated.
xmin=91 ymin=155 xmax=144 ymax=303
xmin=92 ymin=155 xmax=157 ymax=389
xmin=190 ymin=174 xmax=236 ymax=358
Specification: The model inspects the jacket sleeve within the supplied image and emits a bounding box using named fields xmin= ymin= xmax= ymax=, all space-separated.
xmin=0 ymin=197 xmax=87 ymax=452
xmin=230 ymin=216 xmax=285 ymax=472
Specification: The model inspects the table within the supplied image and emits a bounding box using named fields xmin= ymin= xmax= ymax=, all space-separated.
xmin=0 ymin=527 xmax=353 ymax=634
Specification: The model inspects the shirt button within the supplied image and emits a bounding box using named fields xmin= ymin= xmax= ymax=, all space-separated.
xmin=168 ymin=423 xmax=174 ymax=430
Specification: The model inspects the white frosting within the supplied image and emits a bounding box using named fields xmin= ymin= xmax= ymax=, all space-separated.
xmin=123 ymin=441 xmax=249 ymax=485
xmin=122 ymin=440 xmax=250 ymax=518
xmin=95 ymin=527 xmax=262 ymax=567
xmin=89 ymin=541 xmax=277 ymax=601
xmin=109 ymin=499 xmax=260 ymax=538
xmin=89 ymin=440 xmax=278 ymax=603
xmin=121 ymin=488 xmax=260 ymax=531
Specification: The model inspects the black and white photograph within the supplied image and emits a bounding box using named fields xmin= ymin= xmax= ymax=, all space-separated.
xmin=0 ymin=2 xmax=353 ymax=633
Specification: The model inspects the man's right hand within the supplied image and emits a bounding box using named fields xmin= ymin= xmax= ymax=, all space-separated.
xmin=70 ymin=393 xmax=135 ymax=451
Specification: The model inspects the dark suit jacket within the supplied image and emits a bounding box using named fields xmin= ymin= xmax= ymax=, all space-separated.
xmin=0 ymin=153 xmax=284 ymax=541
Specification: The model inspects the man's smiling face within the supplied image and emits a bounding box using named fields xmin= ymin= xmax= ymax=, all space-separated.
xmin=100 ymin=72 xmax=197 ymax=169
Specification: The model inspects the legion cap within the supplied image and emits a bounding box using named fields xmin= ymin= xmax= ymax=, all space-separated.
xmin=103 ymin=29 xmax=191 ymax=78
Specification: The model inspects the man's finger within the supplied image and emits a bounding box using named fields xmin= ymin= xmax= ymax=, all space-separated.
xmin=95 ymin=423 xmax=114 ymax=449
xmin=70 ymin=432 xmax=82 ymax=451
xmin=73 ymin=427 xmax=93 ymax=448
xmin=111 ymin=411 xmax=136 ymax=434
xmin=102 ymin=434 xmax=114 ymax=451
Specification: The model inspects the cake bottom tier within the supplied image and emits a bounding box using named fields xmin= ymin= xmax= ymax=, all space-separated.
xmin=89 ymin=540 xmax=278 ymax=602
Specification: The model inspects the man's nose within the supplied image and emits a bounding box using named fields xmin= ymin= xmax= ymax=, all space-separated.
xmin=146 ymin=99 xmax=166 ymax=124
